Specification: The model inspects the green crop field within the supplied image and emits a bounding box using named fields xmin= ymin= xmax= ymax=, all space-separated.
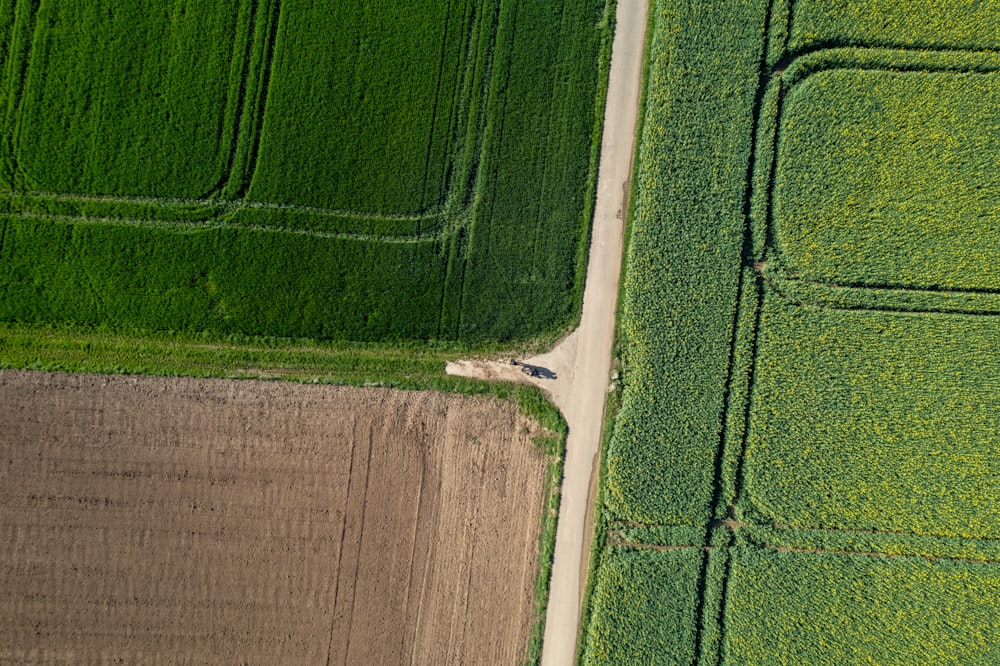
xmin=0 ymin=0 xmax=615 ymax=345
xmin=785 ymin=0 xmax=1000 ymax=54
xmin=744 ymin=293 xmax=1000 ymax=540
xmin=247 ymin=0 xmax=469 ymax=213
xmin=8 ymin=1 xmax=245 ymax=198
xmin=583 ymin=0 xmax=1000 ymax=663
xmin=774 ymin=67 xmax=1000 ymax=290
xmin=582 ymin=546 xmax=703 ymax=664
xmin=725 ymin=548 xmax=1000 ymax=665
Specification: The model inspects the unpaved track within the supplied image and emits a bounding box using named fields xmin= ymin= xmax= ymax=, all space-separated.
xmin=0 ymin=371 xmax=547 ymax=664
xmin=539 ymin=2 xmax=648 ymax=662
xmin=447 ymin=1 xmax=649 ymax=662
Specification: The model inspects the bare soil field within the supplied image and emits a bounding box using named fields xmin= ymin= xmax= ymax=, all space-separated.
xmin=0 ymin=370 xmax=549 ymax=664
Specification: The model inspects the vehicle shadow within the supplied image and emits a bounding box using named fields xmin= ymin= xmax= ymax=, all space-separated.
xmin=509 ymin=359 xmax=557 ymax=380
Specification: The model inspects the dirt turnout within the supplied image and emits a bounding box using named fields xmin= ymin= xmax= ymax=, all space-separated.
xmin=0 ymin=370 xmax=549 ymax=664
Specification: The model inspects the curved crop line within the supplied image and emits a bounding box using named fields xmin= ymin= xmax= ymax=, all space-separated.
xmin=0 ymin=189 xmax=470 ymax=243
xmin=754 ymin=46 xmax=1000 ymax=304
xmin=784 ymin=39 xmax=1000 ymax=64
xmin=1 ymin=210 xmax=466 ymax=245
xmin=234 ymin=0 xmax=281 ymax=200
xmin=757 ymin=263 xmax=1000 ymax=318
xmin=4 ymin=0 xmax=41 ymax=187
xmin=0 ymin=0 xmax=503 ymax=246
xmin=203 ymin=0 xmax=260 ymax=199
xmin=1 ymin=188 xmax=454 ymax=222
xmin=772 ymin=45 xmax=1000 ymax=93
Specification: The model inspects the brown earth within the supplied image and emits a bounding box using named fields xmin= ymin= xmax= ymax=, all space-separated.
xmin=0 ymin=370 xmax=550 ymax=664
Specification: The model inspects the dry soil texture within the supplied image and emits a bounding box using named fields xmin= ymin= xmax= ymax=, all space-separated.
xmin=0 ymin=370 xmax=549 ymax=664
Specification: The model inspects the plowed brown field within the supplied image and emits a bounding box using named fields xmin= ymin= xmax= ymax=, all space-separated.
xmin=0 ymin=370 xmax=549 ymax=664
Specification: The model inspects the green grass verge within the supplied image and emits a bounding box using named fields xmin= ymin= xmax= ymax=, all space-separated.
xmin=522 ymin=387 xmax=568 ymax=666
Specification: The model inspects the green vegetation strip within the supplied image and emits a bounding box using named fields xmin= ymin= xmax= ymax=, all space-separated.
xmin=0 ymin=321 xmax=458 ymax=387
xmin=581 ymin=546 xmax=704 ymax=665
xmin=773 ymin=67 xmax=1000 ymax=291
xmin=743 ymin=291 xmax=1000 ymax=540
xmin=725 ymin=548 xmax=1000 ymax=665
xmin=786 ymin=0 xmax=1000 ymax=54
xmin=604 ymin=0 xmax=766 ymax=525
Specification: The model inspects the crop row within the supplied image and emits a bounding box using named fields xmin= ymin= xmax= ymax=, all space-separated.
xmin=603 ymin=0 xmax=766 ymax=525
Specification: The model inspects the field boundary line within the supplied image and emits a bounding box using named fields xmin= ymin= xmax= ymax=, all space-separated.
xmin=604 ymin=535 xmax=1000 ymax=568
xmin=0 ymin=210 xmax=456 ymax=244
xmin=758 ymin=264 xmax=1000 ymax=318
xmin=0 ymin=189 xmax=451 ymax=222
xmin=759 ymin=544 xmax=1000 ymax=567
xmin=767 ymin=521 xmax=1000 ymax=545
xmin=331 ymin=414 xmax=377 ymax=666
xmin=686 ymin=0 xmax=782 ymax=662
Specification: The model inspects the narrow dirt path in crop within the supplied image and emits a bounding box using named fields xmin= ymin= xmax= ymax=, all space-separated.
xmin=447 ymin=1 xmax=649 ymax=662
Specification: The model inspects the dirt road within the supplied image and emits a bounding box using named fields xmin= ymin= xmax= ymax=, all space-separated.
xmin=447 ymin=0 xmax=649 ymax=662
